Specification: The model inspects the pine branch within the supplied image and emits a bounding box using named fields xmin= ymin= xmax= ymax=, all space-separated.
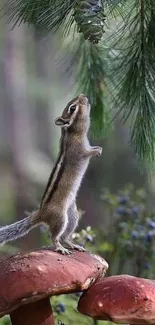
xmin=3 ymin=0 xmax=107 ymax=42
xmin=109 ymin=0 xmax=155 ymax=166
xmin=63 ymin=33 xmax=112 ymax=138
xmin=3 ymin=0 xmax=77 ymax=30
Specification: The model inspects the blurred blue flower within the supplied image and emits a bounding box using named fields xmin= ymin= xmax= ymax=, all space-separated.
xmin=131 ymin=230 xmax=139 ymax=239
xmin=116 ymin=206 xmax=125 ymax=215
xmin=132 ymin=207 xmax=139 ymax=217
xmin=118 ymin=196 xmax=129 ymax=205
xmin=116 ymin=206 xmax=131 ymax=216
xmin=147 ymin=220 xmax=155 ymax=229
xmin=145 ymin=231 xmax=154 ymax=242
xmin=55 ymin=302 xmax=65 ymax=314
xmin=116 ymin=206 xmax=129 ymax=216
xmin=144 ymin=262 xmax=151 ymax=270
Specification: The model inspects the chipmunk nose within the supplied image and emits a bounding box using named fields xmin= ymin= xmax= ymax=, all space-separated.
xmin=78 ymin=94 xmax=89 ymax=105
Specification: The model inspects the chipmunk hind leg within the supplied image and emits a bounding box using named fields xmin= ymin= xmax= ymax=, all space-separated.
xmin=60 ymin=203 xmax=85 ymax=252
xmin=48 ymin=212 xmax=71 ymax=255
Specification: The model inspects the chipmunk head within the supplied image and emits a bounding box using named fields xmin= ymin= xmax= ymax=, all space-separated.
xmin=55 ymin=94 xmax=90 ymax=132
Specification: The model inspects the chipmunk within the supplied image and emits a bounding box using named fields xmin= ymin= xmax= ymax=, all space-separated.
xmin=0 ymin=94 xmax=102 ymax=254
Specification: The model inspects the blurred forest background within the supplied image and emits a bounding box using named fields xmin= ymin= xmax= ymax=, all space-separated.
xmin=1 ymin=0 xmax=155 ymax=324
xmin=0 ymin=8 xmax=155 ymax=252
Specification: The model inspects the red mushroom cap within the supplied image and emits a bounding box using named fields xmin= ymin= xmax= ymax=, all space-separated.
xmin=78 ymin=274 xmax=155 ymax=324
xmin=0 ymin=249 xmax=108 ymax=318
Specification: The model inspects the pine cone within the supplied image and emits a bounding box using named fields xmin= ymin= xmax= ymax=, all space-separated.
xmin=74 ymin=0 xmax=106 ymax=44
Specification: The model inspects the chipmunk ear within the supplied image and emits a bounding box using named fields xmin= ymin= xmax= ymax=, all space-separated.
xmin=55 ymin=117 xmax=70 ymax=127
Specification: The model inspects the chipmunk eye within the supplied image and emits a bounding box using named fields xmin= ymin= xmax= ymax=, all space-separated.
xmin=69 ymin=104 xmax=76 ymax=113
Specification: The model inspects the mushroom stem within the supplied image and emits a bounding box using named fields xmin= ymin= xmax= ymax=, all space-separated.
xmin=10 ymin=298 xmax=55 ymax=325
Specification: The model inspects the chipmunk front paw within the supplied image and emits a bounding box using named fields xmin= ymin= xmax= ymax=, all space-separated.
xmin=92 ymin=146 xmax=102 ymax=156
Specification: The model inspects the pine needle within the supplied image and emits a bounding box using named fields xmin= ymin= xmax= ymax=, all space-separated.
xmin=108 ymin=0 xmax=155 ymax=167
xmin=2 ymin=0 xmax=77 ymax=31
xmin=62 ymin=33 xmax=112 ymax=138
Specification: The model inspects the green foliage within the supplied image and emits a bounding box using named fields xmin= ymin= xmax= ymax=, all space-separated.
xmin=4 ymin=0 xmax=75 ymax=31
xmin=98 ymin=184 xmax=155 ymax=278
xmin=52 ymin=294 xmax=111 ymax=325
xmin=104 ymin=0 xmax=128 ymax=18
xmin=108 ymin=0 xmax=155 ymax=167
xmin=52 ymin=294 xmax=94 ymax=325
xmin=0 ymin=316 xmax=10 ymax=325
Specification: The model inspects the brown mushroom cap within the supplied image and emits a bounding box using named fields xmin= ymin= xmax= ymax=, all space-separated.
xmin=78 ymin=274 xmax=155 ymax=324
xmin=0 ymin=249 xmax=108 ymax=318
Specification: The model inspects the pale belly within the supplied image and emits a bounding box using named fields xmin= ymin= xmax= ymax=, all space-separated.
xmin=54 ymin=159 xmax=89 ymax=210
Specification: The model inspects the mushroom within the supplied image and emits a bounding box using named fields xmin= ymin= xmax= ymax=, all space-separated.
xmin=0 ymin=249 xmax=108 ymax=325
xmin=78 ymin=274 xmax=155 ymax=325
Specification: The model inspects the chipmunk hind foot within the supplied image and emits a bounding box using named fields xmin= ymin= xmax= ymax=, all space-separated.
xmin=54 ymin=241 xmax=72 ymax=255
xmin=61 ymin=239 xmax=85 ymax=252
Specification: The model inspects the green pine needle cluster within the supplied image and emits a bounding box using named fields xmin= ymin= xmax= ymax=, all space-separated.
xmin=4 ymin=0 xmax=76 ymax=30
xmin=3 ymin=0 xmax=106 ymax=42
xmin=108 ymin=0 xmax=155 ymax=166
xmin=65 ymin=34 xmax=111 ymax=138
xmin=104 ymin=0 xmax=128 ymax=17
